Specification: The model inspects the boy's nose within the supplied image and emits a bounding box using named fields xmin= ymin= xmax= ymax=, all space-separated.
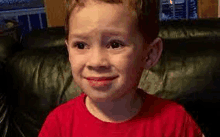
xmin=87 ymin=47 xmax=110 ymax=70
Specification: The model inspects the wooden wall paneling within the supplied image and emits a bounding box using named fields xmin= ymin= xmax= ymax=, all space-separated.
xmin=198 ymin=0 xmax=218 ymax=18
xmin=44 ymin=0 xmax=66 ymax=27
xmin=44 ymin=0 xmax=219 ymax=26
xmin=218 ymin=0 xmax=220 ymax=17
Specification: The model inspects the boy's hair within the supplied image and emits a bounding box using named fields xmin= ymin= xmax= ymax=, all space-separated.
xmin=64 ymin=0 xmax=159 ymax=44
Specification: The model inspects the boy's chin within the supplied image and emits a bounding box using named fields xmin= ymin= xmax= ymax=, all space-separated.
xmin=84 ymin=89 xmax=132 ymax=103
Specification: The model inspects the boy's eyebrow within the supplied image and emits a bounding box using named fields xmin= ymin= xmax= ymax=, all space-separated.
xmin=69 ymin=33 xmax=90 ymax=40
xmin=102 ymin=31 xmax=128 ymax=37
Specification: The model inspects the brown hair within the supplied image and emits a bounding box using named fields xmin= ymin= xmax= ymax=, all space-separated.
xmin=64 ymin=0 xmax=159 ymax=44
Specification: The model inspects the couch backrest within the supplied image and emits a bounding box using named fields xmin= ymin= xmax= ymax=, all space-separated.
xmin=19 ymin=19 xmax=220 ymax=99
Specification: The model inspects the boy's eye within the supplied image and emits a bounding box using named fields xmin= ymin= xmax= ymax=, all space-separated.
xmin=72 ymin=40 xmax=124 ymax=49
xmin=73 ymin=42 xmax=87 ymax=49
xmin=108 ymin=40 xmax=124 ymax=49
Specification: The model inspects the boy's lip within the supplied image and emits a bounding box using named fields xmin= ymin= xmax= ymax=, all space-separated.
xmin=86 ymin=76 xmax=118 ymax=81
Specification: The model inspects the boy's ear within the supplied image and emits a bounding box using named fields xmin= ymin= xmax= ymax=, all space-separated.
xmin=144 ymin=37 xmax=163 ymax=69
xmin=65 ymin=40 xmax=71 ymax=54
xmin=65 ymin=40 xmax=68 ymax=47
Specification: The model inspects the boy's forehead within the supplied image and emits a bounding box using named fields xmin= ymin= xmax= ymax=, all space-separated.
xmin=69 ymin=6 xmax=137 ymax=35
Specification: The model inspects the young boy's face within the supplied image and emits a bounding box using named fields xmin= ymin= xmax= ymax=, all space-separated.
xmin=66 ymin=2 xmax=151 ymax=102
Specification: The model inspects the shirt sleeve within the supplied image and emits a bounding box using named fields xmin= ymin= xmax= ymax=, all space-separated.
xmin=183 ymin=111 xmax=204 ymax=137
xmin=38 ymin=111 xmax=61 ymax=137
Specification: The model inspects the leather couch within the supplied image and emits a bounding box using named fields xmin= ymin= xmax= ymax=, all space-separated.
xmin=0 ymin=19 xmax=220 ymax=137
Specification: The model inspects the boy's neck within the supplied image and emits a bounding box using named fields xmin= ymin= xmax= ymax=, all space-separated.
xmin=85 ymin=89 xmax=144 ymax=123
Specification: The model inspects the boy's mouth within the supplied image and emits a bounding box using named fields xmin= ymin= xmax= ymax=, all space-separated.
xmin=85 ymin=76 xmax=118 ymax=87
xmin=86 ymin=76 xmax=118 ymax=81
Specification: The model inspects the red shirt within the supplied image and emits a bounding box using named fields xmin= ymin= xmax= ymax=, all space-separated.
xmin=39 ymin=89 xmax=203 ymax=137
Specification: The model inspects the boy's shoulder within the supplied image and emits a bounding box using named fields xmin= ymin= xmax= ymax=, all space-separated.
xmin=142 ymin=92 xmax=192 ymax=125
xmin=140 ymin=90 xmax=203 ymax=136
xmin=147 ymin=93 xmax=184 ymax=109
xmin=139 ymin=89 xmax=187 ymax=117
xmin=139 ymin=88 xmax=184 ymax=109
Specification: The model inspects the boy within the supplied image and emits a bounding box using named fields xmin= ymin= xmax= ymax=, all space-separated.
xmin=39 ymin=0 xmax=204 ymax=136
